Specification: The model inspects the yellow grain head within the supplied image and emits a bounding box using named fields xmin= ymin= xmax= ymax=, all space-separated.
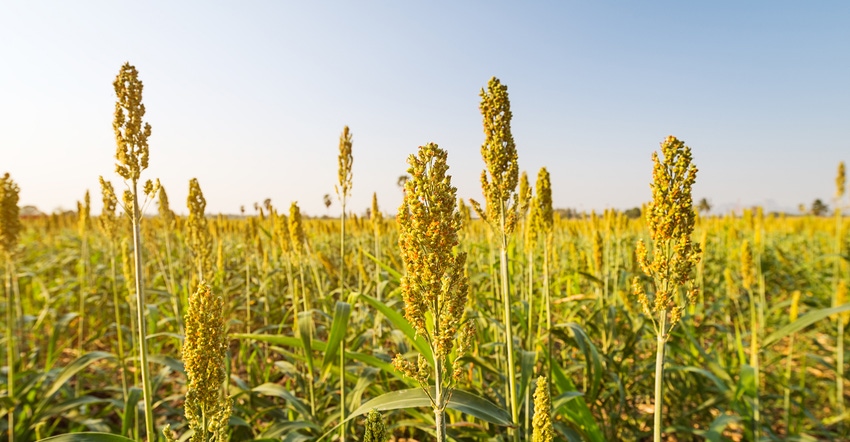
xmin=740 ymin=239 xmax=756 ymax=292
xmin=837 ymin=161 xmax=846 ymax=200
xmin=113 ymin=63 xmax=152 ymax=183
xmin=371 ymin=192 xmax=383 ymax=233
xmin=289 ymin=202 xmax=306 ymax=257
xmin=183 ymin=282 xmax=231 ymax=441
xmin=0 ymin=173 xmax=22 ymax=257
xmin=790 ymin=290 xmax=802 ymax=322
xmin=158 ymin=183 xmax=175 ymax=229
xmin=274 ymin=212 xmax=291 ymax=255
xmin=98 ymin=177 xmax=119 ymax=242
xmin=77 ymin=190 xmax=91 ymax=237
xmin=336 ymin=126 xmax=354 ymax=202
xmin=532 ymin=376 xmax=554 ymax=442
xmin=393 ymin=143 xmax=472 ymax=383
xmin=519 ymin=170 xmax=531 ymax=216
xmin=534 ymin=167 xmax=554 ymax=235
xmin=471 ymin=77 xmax=519 ymax=232
xmin=633 ymin=135 xmax=701 ymax=326
xmin=187 ymin=178 xmax=213 ymax=282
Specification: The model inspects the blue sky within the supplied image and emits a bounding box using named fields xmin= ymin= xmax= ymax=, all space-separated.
xmin=1 ymin=2 xmax=848 ymax=216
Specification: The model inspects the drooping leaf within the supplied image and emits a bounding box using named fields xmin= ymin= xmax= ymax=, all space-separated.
xmin=37 ymin=433 xmax=136 ymax=442
xmin=321 ymin=301 xmax=351 ymax=374
xmin=762 ymin=303 xmax=850 ymax=349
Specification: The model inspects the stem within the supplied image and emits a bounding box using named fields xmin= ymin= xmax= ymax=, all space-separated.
xmin=6 ymin=257 xmax=15 ymax=442
xmin=653 ymin=312 xmax=667 ymax=442
xmin=500 ymin=226 xmax=519 ymax=438
xmin=340 ymin=199 xmax=346 ymax=301
xmin=78 ymin=231 xmax=88 ymax=356
xmin=340 ymin=340 xmax=346 ymax=442
xmin=245 ymin=248 xmax=251 ymax=331
xmin=783 ymin=333 xmax=796 ymax=436
xmin=110 ymin=244 xmax=129 ymax=427
xmin=131 ymin=183 xmax=156 ymax=441
xmin=749 ymin=287 xmax=760 ymax=440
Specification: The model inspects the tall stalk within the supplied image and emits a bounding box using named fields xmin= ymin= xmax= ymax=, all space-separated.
xmin=470 ymin=77 xmax=522 ymax=435
xmin=99 ymin=177 xmax=129 ymax=418
xmin=1 ymin=172 xmax=21 ymax=442
xmin=76 ymin=191 xmax=90 ymax=358
xmin=335 ymin=126 xmax=353 ymax=442
xmin=632 ymin=136 xmax=701 ymax=442
xmin=534 ymin=168 xmax=554 ymax=382
xmin=835 ymin=161 xmax=846 ymax=416
xmin=112 ymin=62 xmax=156 ymax=441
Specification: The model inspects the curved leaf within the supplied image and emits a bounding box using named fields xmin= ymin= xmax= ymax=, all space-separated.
xmin=359 ymin=293 xmax=433 ymax=366
xmin=762 ymin=303 xmax=850 ymax=349
xmin=348 ymin=387 xmax=511 ymax=426
xmin=38 ymin=433 xmax=136 ymax=442
xmin=321 ymin=301 xmax=351 ymax=373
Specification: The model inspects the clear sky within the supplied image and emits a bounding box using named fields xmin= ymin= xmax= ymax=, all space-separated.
xmin=2 ymin=2 xmax=848 ymax=216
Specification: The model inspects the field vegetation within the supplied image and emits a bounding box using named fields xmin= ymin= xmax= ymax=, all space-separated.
xmin=1 ymin=64 xmax=849 ymax=442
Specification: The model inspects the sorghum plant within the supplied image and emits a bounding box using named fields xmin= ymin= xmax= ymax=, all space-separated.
xmin=165 ymin=283 xmax=231 ymax=442
xmin=1 ymin=172 xmax=21 ymax=442
xmin=394 ymin=143 xmax=475 ymax=442
xmin=469 ymin=77 xmax=522 ymax=432
xmin=112 ymin=62 xmax=158 ymax=441
xmin=632 ymin=135 xmax=701 ymax=442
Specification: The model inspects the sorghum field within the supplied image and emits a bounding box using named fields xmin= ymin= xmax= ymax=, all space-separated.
xmin=2 ymin=65 xmax=849 ymax=442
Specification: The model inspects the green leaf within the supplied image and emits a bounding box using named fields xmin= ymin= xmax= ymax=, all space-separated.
xmin=762 ymin=303 xmax=850 ymax=349
xmin=121 ymin=387 xmax=143 ymax=437
xmin=554 ymin=323 xmax=603 ymax=404
xmin=42 ymin=351 xmax=114 ymax=399
xmin=361 ymin=249 xmax=402 ymax=282
xmin=695 ymin=414 xmax=739 ymax=442
xmin=358 ymin=293 xmax=434 ymax=366
xmin=253 ymin=382 xmax=313 ymax=419
xmin=234 ymin=333 xmax=411 ymax=384
xmin=518 ymin=350 xmax=536 ymax=405
xmin=297 ymin=311 xmax=315 ymax=375
xmin=551 ymin=362 xmax=605 ymax=442
xmin=321 ymin=301 xmax=351 ymax=374
xmin=347 ymin=387 xmax=511 ymax=426
xmin=37 ymin=433 xmax=136 ymax=442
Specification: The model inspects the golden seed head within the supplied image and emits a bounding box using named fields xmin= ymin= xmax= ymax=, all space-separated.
xmin=633 ymin=136 xmax=701 ymax=325
xmin=532 ymin=376 xmax=554 ymax=442
xmin=740 ymin=239 xmax=756 ymax=291
xmin=113 ymin=62 xmax=152 ymax=183
xmin=534 ymin=167 xmax=554 ymax=234
xmin=77 ymin=190 xmax=91 ymax=237
xmin=336 ymin=126 xmax=354 ymax=201
xmin=183 ymin=282 xmax=231 ymax=442
xmin=371 ymin=192 xmax=383 ymax=232
xmin=397 ymin=143 xmax=471 ymax=377
xmin=0 ymin=173 xmax=22 ymax=256
xmin=519 ymin=170 xmax=531 ymax=215
xmin=790 ymin=290 xmax=801 ymax=322
xmin=274 ymin=212 xmax=291 ymax=254
xmin=158 ymin=183 xmax=175 ymax=228
xmin=478 ymin=77 xmax=520 ymax=232
xmin=187 ymin=178 xmax=213 ymax=282
xmin=288 ymin=201 xmax=306 ymax=256
xmin=98 ymin=177 xmax=119 ymax=242
xmin=837 ymin=161 xmax=846 ymax=199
